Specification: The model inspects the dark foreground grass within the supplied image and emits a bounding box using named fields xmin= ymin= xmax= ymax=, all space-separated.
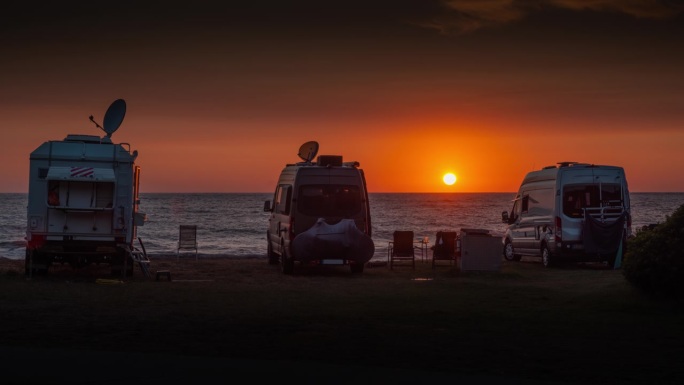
xmin=1 ymin=257 xmax=683 ymax=384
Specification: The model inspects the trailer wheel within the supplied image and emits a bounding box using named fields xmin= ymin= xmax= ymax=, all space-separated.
xmin=281 ymin=247 xmax=294 ymax=275
xmin=25 ymin=250 xmax=49 ymax=276
xmin=503 ymin=239 xmax=521 ymax=262
xmin=110 ymin=253 xmax=134 ymax=277
xmin=350 ymin=262 xmax=364 ymax=274
xmin=24 ymin=249 xmax=33 ymax=276
xmin=24 ymin=249 xmax=31 ymax=276
xmin=541 ymin=243 xmax=553 ymax=268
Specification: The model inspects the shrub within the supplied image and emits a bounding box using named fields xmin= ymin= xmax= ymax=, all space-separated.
xmin=623 ymin=203 xmax=684 ymax=298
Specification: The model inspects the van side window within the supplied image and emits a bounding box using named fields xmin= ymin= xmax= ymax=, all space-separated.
xmin=525 ymin=188 xmax=554 ymax=216
xmin=521 ymin=195 xmax=529 ymax=213
xmin=275 ymin=185 xmax=292 ymax=215
xmin=510 ymin=196 xmax=521 ymax=221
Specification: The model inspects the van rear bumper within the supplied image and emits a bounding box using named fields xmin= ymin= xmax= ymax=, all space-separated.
xmin=293 ymin=245 xmax=374 ymax=265
xmin=550 ymin=241 xmax=619 ymax=262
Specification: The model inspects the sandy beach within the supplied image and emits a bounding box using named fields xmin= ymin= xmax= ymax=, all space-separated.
xmin=0 ymin=256 xmax=514 ymax=384
xmin=1 ymin=256 xmax=683 ymax=384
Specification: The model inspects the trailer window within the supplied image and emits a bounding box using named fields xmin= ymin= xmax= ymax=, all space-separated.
xmin=47 ymin=180 xmax=114 ymax=208
xmin=48 ymin=181 xmax=61 ymax=206
xmin=298 ymin=184 xmax=362 ymax=217
xmin=563 ymin=184 xmax=622 ymax=218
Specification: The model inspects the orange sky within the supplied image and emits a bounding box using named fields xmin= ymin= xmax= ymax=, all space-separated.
xmin=1 ymin=1 xmax=683 ymax=193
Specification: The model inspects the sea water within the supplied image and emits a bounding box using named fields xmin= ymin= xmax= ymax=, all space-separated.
xmin=1 ymin=193 xmax=683 ymax=262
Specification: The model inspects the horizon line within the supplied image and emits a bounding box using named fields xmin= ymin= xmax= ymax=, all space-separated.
xmin=1 ymin=191 xmax=682 ymax=194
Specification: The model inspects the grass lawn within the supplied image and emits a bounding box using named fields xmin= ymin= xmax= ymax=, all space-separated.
xmin=1 ymin=257 xmax=682 ymax=384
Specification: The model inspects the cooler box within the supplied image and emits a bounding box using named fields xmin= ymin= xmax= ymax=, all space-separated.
xmin=458 ymin=229 xmax=502 ymax=271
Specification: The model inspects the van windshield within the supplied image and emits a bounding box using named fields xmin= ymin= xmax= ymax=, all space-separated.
xmin=563 ymin=183 xmax=623 ymax=218
xmin=298 ymin=184 xmax=362 ymax=218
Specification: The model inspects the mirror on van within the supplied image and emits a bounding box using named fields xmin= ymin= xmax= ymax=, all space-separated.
xmin=501 ymin=211 xmax=509 ymax=223
xmin=263 ymin=200 xmax=272 ymax=212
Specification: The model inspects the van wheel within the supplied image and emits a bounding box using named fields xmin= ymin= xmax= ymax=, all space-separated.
xmin=267 ymin=237 xmax=278 ymax=265
xmin=350 ymin=263 xmax=364 ymax=274
xmin=541 ymin=244 xmax=553 ymax=268
xmin=503 ymin=240 xmax=521 ymax=262
xmin=281 ymin=248 xmax=294 ymax=275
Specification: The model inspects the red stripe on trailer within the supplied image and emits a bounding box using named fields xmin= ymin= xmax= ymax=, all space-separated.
xmin=71 ymin=167 xmax=94 ymax=177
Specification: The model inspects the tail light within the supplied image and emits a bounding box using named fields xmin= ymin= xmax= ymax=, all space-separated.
xmin=27 ymin=233 xmax=46 ymax=250
xmin=554 ymin=216 xmax=562 ymax=243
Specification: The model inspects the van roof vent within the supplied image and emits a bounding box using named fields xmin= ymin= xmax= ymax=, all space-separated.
xmin=317 ymin=155 xmax=343 ymax=167
xmin=64 ymin=134 xmax=102 ymax=143
xmin=557 ymin=161 xmax=579 ymax=168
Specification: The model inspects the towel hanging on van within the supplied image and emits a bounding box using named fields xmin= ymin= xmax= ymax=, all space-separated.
xmin=583 ymin=211 xmax=626 ymax=255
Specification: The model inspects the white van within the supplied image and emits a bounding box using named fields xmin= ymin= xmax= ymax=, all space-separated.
xmin=501 ymin=162 xmax=632 ymax=268
xmin=264 ymin=142 xmax=374 ymax=274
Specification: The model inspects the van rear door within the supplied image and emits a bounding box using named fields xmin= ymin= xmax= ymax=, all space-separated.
xmin=294 ymin=169 xmax=368 ymax=236
xmin=559 ymin=167 xmax=628 ymax=242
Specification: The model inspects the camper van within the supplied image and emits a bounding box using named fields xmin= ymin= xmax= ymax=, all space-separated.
xmin=501 ymin=162 xmax=631 ymax=268
xmin=264 ymin=141 xmax=374 ymax=274
xmin=25 ymin=99 xmax=148 ymax=276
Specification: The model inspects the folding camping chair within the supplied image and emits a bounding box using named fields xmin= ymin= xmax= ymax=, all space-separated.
xmin=177 ymin=225 xmax=198 ymax=260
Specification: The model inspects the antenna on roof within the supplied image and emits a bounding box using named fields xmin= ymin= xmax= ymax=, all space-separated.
xmin=298 ymin=141 xmax=319 ymax=162
xmin=89 ymin=99 xmax=126 ymax=139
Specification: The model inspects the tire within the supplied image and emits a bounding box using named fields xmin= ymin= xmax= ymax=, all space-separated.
xmin=350 ymin=263 xmax=364 ymax=274
xmin=267 ymin=235 xmax=279 ymax=265
xmin=110 ymin=253 xmax=134 ymax=277
xmin=25 ymin=250 xmax=49 ymax=276
xmin=24 ymin=249 xmax=32 ymax=276
xmin=281 ymin=246 xmax=294 ymax=275
xmin=503 ymin=239 xmax=521 ymax=262
xmin=541 ymin=243 xmax=553 ymax=268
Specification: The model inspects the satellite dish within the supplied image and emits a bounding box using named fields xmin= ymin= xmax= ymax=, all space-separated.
xmin=298 ymin=141 xmax=319 ymax=162
xmin=102 ymin=99 xmax=127 ymax=137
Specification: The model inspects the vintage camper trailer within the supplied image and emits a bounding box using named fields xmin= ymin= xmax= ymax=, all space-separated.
xmin=264 ymin=141 xmax=374 ymax=274
xmin=25 ymin=99 xmax=148 ymax=276
xmin=502 ymin=162 xmax=631 ymax=268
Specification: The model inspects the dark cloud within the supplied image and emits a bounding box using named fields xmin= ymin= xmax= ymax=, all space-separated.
xmin=1 ymin=1 xmax=442 ymax=39
xmin=422 ymin=0 xmax=684 ymax=34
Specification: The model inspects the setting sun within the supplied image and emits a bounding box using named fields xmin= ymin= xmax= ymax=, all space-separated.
xmin=443 ymin=173 xmax=457 ymax=186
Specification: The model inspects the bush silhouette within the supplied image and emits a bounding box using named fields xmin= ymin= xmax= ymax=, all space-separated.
xmin=623 ymin=204 xmax=684 ymax=298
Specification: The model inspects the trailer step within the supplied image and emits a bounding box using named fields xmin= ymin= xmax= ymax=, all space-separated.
xmin=130 ymin=250 xmax=151 ymax=278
